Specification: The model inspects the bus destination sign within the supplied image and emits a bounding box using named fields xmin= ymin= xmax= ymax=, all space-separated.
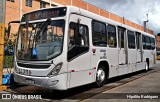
xmin=21 ymin=7 xmax=67 ymax=22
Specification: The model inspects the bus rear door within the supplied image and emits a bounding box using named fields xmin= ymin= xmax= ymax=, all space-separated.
xmin=136 ymin=32 xmax=143 ymax=70
xmin=118 ymin=27 xmax=128 ymax=75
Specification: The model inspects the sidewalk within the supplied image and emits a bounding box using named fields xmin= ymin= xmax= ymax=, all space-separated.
xmin=156 ymin=60 xmax=160 ymax=64
xmin=0 ymin=91 xmax=9 ymax=93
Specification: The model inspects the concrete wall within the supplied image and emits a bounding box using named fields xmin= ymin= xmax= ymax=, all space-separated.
xmin=5 ymin=0 xmax=51 ymax=41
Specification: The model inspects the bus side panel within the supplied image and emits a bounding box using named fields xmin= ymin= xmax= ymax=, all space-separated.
xmin=128 ymin=49 xmax=137 ymax=72
xmin=106 ymin=48 xmax=119 ymax=78
xmin=143 ymin=50 xmax=151 ymax=68
xmin=150 ymin=50 xmax=156 ymax=67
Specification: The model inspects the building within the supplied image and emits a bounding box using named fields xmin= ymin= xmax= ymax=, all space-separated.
xmin=6 ymin=0 xmax=61 ymax=42
xmin=5 ymin=0 xmax=154 ymax=43
xmin=156 ymin=36 xmax=160 ymax=51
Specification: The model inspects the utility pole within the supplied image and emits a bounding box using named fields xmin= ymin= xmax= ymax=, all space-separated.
xmin=0 ymin=0 xmax=7 ymax=90
xmin=50 ymin=0 xmax=52 ymax=7
xmin=143 ymin=13 xmax=149 ymax=32
xmin=19 ymin=0 xmax=22 ymax=20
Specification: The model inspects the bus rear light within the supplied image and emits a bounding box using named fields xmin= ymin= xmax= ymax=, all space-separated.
xmin=48 ymin=62 xmax=63 ymax=77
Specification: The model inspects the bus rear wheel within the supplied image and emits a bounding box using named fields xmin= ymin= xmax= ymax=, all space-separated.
xmin=95 ymin=65 xmax=106 ymax=87
xmin=145 ymin=61 xmax=149 ymax=71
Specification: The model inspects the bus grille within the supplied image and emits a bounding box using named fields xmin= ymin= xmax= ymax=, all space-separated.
xmin=17 ymin=63 xmax=51 ymax=69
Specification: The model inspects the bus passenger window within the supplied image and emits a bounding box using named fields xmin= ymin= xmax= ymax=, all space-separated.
xmin=108 ymin=37 xmax=114 ymax=47
xmin=151 ymin=38 xmax=155 ymax=50
xmin=145 ymin=36 xmax=151 ymax=50
xmin=118 ymin=28 xmax=125 ymax=49
xmin=148 ymin=37 xmax=152 ymax=50
xmin=142 ymin=35 xmax=146 ymax=49
xmin=92 ymin=20 xmax=107 ymax=47
xmin=107 ymin=25 xmax=117 ymax=47
xmin=127 ymin=31 xmax=135 ymax=49
xmin=121 ymin=31 xmax=124 ymax=48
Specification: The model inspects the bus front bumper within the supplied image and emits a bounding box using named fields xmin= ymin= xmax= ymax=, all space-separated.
xmin=13 ymin=72 xmax=67 ymax=90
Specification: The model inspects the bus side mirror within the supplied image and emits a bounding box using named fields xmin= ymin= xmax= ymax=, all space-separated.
xmin=7 ymin=25 xmax=11 ymax=39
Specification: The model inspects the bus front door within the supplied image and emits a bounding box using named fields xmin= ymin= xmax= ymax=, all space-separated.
xmin=67 ymin=14 xmax=92 ymax=88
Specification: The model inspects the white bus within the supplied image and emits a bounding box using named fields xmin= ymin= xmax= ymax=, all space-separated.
xmin=11 ymin=6 xmax=156 ymax=90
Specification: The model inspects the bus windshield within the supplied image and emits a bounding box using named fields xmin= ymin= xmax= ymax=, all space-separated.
xmin=16 ymin=20 xmax=65 ymax=61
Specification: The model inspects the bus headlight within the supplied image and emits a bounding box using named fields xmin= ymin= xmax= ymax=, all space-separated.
xmin=48 ymin=62 xmax=63 ymax=77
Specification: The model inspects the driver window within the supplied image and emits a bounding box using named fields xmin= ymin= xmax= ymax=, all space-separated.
xmin=68 ymin=22 xmax=89 ymax=49
xmin=68 ymin=22 xmax=89 ymax=61
xmin=68 ymin=24 xmax=75 ymax=48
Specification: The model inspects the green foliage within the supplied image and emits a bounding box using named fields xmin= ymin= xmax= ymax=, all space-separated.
xmin=4 ymin=55 xmax=14 ymax=68
xmin=4 ymin=28 xmax=15 ymax=68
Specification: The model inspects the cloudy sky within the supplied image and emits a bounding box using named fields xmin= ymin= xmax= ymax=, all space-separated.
xmin=83 ymin=0 xmax=160 ymax=34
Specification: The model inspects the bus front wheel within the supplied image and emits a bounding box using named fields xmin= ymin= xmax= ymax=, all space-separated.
xmin=95 ymin=65 xmax=106 ymax=87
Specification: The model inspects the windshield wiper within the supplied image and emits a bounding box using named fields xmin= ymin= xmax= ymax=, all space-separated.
xmin=36 ymin=18 xmax=51 ymax=36
xmin=38 ymin=18 xmax=51 ymax=32
xmin=30 ymin=18 xmax=51 ymax=57
xmin=35 ymin=18 xmax=51 ymax=42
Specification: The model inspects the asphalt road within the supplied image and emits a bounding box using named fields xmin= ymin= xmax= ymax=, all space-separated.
xmin=0 ymin=64 xmax=160 ymax=102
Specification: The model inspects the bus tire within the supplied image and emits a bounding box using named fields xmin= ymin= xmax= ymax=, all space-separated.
xmin=145 ymin=61 xmax=149 ymax=71
xmin=95 ymin=65 xmax=106 ymax=87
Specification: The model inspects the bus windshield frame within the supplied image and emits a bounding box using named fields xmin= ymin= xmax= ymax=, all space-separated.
xmin=16 ymin=7 xmax=67 ymax=61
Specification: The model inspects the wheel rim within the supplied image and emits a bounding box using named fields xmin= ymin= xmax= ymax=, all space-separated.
xmin=97 ymin=68 xmax=105 ymax=84
xmin=145 ymin=62 xmax=149 ymax=71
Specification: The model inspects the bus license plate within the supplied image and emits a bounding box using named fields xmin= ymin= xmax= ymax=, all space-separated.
xmin=26 ymin=79 xmax=34 ymax=84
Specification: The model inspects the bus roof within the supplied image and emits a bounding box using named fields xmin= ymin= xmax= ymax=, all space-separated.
xmin=21 ymin=6 xmax=155 ymax=38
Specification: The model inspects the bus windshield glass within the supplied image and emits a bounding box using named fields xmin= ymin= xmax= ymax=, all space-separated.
xmin=16 ymin=20 xmax=65 ymax=61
